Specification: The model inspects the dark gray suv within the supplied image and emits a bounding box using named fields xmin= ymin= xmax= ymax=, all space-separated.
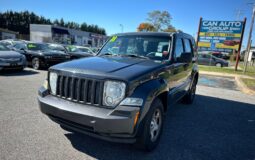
xmin=38 ymin=32 xmax=199 ymax=151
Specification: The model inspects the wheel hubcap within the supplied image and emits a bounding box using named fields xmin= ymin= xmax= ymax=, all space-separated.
xmin=150 ymin=109 xmax=162 ymax=142
xmin=33 ymin=59 xmax=39 ymax=69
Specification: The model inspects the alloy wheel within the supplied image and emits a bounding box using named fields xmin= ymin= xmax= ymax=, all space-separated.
xmin=150 ymin=108 xmax=162 ymax=142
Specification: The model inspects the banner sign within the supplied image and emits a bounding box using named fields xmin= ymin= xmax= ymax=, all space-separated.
xmin=197 ymin=20 xmax=245 ymax=52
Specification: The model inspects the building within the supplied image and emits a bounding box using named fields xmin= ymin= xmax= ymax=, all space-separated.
xmin=248 ymin=47 xmax=255 ymax=64
xmin=0 ymin=28 xmax=18 ymax=40
xmin=30 ymin=24 xmax=108 ymax=47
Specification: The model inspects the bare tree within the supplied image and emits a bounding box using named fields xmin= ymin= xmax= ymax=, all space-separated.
xmin=147 ymin=10 xmax=172 ymax=31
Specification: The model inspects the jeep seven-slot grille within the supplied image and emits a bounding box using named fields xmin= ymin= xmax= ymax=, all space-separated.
xmin=56 ymin=75 xmax=104 ymax=105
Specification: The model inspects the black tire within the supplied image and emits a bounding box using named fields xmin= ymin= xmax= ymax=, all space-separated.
xmin=17 ymin=67 xmax=24 ymax=71
xmin=32 ymin=57 xmax=41 ymax=70
xmin=182 ymin=78 xmax=197 ymax=104
xmin=136 ymin=98 xmax=164 ymax=151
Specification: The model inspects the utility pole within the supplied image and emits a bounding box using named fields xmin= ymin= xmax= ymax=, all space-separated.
xmin=235 ymin=9 xmax=244 ymax=20
xmin=244 ymin=4 xmax=255 ymax=73
xmin=119 ymin=24 xmax=124 ymax=33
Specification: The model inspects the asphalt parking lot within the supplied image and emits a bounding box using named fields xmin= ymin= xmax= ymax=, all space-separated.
xmin=1 ymin=68 xmax=255 ymax=160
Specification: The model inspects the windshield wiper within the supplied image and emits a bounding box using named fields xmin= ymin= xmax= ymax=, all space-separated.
xmin=122 ymin=54 xmax=149 ymax=59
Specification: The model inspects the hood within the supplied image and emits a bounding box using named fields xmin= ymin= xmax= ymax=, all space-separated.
xmin=0 ymin=51 xmax=23 ymax=59
xmin=51 ymin=56 xmax=164 ymax=81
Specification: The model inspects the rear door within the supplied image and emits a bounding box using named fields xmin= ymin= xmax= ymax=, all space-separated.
xmin=182 ymin=38 xmax=193 ymax=88
xmin=169 ymin=36 xmax=187 ymax=101
xmin=169 ymin=35 xmax=194 ymax=101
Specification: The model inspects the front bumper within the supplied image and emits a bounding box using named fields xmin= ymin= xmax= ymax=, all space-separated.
xmin=38 ymin=87 xmax=140 ymax=143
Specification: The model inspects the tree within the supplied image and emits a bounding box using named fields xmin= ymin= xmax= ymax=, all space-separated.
xmin=163 ymin=25 xmax=176 ymax=32
xmin=146 ymin=10 xmax=173 ymax=31
xmin=53 ymin=19 xmax=60 ymax=25
xmin=0 ymin=10 xmax=107 ymax=35
xmin=80 ymin=22 xmax=88 ymax=31
xmin=60 ymin=18 xmax=65 ymax=27
xmin=137 ymin=22 xmax=155 ymax=32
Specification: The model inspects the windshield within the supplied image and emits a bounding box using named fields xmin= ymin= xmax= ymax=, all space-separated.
xmin=47 ymin=44 xmax=66 ymax=52
xmin=0 ymin=44 xmax=10 ymax=51
xmin=68 ymin=46 xmax=93 ymax=53
xmin=99 ymin=35 xmax=171 ymax=61
xmin=27 ymin=43 xmax=47 ymax=51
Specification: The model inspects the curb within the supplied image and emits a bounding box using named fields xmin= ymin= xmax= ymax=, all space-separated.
xmin=235 ymin=77 xmax=255 ymax=95
xmin=199 ymin=71 xmax=255 ymax=79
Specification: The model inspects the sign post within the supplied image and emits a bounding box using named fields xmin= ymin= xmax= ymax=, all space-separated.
xmin=196 ymin=17 xmax=203 ymax=47
xmin=235 ymin=18 xmax=246 ymax=71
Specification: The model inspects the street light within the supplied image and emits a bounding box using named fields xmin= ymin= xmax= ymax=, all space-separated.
xmin=120 ymin=24 xmax=124 ymax=33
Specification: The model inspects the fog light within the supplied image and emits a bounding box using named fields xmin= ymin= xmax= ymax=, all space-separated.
xmin=43 ymin=80 xmax=48 ymax=89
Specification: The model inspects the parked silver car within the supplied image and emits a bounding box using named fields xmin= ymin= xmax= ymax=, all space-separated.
xmin=197 ymin=53 xmax=229 ymax=67
xmin=0 ymin=44 xmax=27 ymax=71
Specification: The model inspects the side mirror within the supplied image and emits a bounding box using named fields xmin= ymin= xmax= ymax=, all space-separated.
xmin=19 ymin=48 xmax=26 ymax=54
xmin=179 ymin=52 xmax=192 ymax=63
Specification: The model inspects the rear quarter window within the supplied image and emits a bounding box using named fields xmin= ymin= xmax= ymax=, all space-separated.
xmin=183 ymin=39 xmax=192 ymax=53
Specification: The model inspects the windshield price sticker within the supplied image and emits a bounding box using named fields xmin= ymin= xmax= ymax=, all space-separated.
xmin=155 ymin=52 xmax=163 ymax=57
xmin=28 ymin=44 xmax=36 ymax=48
xmin=110 ymin=36 xmax=118 ymax=42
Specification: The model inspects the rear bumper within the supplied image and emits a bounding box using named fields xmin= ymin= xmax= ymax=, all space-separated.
xmin=38 ymin=87 xmax=140 ymax=143
xmin=0 ymin=62 xmax=26 ymax=70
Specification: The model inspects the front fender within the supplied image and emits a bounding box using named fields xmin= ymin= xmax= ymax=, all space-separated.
xmin=128 ymin=78 xmax=168 ymax=121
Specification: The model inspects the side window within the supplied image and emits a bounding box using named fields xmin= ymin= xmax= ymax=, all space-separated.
xmin=14 ymin=43 xmax=26 ymax=50
xmin=14 ymin=44 xmax=22 ymax=49
xmin=204 ymin=54 xmax=211 ymax=59
xmin=14 ymin=44 xmax=20 ymax=49
xmin=183 ymin=39 xmax=192 ymax=53
xmin=174 ymin=38 xmax=184 ymax=60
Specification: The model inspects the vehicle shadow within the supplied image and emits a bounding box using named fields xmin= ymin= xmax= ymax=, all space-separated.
xmin=64 ymin=95 xmax=255 ymax=160
xmin=0 ymin=69 xmax=39 ymax=76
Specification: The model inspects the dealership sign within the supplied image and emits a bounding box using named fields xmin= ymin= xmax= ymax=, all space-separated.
xmin=197 ymin=19 xmax=245 ymax=52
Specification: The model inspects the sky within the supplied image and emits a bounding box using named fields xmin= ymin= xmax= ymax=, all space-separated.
xmin=0 ymin=0 xmax=254 ymax=49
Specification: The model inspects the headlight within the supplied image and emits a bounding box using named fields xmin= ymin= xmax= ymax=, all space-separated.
xmin=49 ymin=72 xmax=57 ymax=95
xmin=103 ymin=81 xmax=126 ymax=107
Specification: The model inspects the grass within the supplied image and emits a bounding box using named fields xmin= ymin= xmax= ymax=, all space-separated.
xmin=241 ymin=78 xmax=255 ymax=91
xmin=198 ymin=65 xmax=255 ymax=77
